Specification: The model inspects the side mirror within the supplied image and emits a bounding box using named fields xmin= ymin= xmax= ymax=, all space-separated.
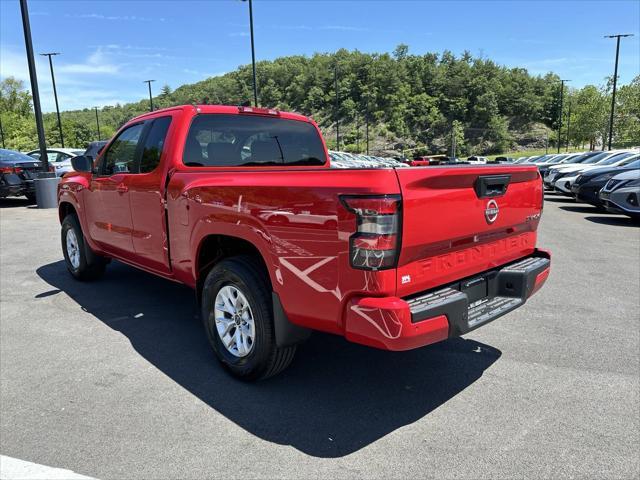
xmin=71 ymin=155 xmax=93 ymax=173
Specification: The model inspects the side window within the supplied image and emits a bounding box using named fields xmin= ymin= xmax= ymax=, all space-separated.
xmin=101 ymin=123 xmax=144 ymax=176
xmin=139 ymin=117 xmax=172 ymax=173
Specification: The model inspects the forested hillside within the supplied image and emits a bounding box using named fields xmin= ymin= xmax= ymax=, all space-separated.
xmin=1 ymin=46 xmax=638 ymax=155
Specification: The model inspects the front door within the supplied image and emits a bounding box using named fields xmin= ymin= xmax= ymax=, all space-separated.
xmin=83 ymin=122 xmax=145 ymax=258
xmin=127 ymin=116 xmax=174 ymax=273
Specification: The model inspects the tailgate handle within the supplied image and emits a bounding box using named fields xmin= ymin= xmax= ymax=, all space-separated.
xmin=474 ymin=175 xmax=511 ymax=198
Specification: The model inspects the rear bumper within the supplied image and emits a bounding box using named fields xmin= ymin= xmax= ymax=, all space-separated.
xmin=344 ymin=249 xmax=551 ymax=351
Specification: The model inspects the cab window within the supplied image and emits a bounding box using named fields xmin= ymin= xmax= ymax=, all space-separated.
xmin=139 ymin=117 xmax=172 ymax=173
xmin=101 ymin=123 xmax=144 ymax=175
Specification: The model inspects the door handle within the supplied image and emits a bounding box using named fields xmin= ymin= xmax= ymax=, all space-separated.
xmin=116 ymin=183 xmax=128 ymax=194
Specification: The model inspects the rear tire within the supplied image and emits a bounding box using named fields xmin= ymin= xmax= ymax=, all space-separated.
xmin=201 ymin=255 xmax=296 ymax=381
xmin=61 ymin=214 xmax=107 ymax=281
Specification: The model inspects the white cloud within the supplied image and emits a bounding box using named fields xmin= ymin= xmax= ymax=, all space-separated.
xmin=320 ymin=25 xmax=369 ymax=32
xmin=57 ymin=48 xmax=121 ymax=75
xmin=64 ymin=13 xmax=166 ymax=22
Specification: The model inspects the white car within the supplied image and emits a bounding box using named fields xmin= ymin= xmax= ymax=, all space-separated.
xmin=26 ymin=148 xmax=85 ymax=177
xmin=552 ymin=151 xmax=640 ymax=194
xmin=467 ymin=156 xmax=488 ymax=164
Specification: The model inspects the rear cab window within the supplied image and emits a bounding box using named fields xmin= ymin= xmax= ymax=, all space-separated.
xmin=182 ymin=114 xmax=326 ymax=167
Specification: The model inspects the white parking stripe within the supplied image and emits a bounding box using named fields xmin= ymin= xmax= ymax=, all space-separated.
xmin=0 ymin=455 xmax=96 ymax=480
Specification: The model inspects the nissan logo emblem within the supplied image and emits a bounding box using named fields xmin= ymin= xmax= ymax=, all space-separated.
xmin=485 ymin=199 xmax=499 ymax=224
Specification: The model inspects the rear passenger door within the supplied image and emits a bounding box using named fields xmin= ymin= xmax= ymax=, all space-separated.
xmin=127 ymin=116 xmax=174 ymax=274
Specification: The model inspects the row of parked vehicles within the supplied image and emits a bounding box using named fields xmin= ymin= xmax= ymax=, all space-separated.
xmin=0 ymin=142 xmax=107 ymax=202
xmin=516 ymin=150 xmax=640 ymax=219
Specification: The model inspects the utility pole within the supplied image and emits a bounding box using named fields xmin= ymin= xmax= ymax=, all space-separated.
xmin=355 ymin=111 xmax=359 ymax=152
xmin=334 ymin=64 xmax=340 ymax=150
xmin=0 ymin=117 xmax=5 ymax=149
xmin=545 ymin=132 xmax=549 ymax=154
xmin=565 ymin=98 xmax=572 ymax=152
xmin=248 ymin=0 xmax=258 ymax=106
xmin=605 ymin=34 xmax=634 ymax=150
xmin=144 ymin=80 xmax=155 ymax=111
xmin=365 ymin=96 xmax=370 ymax=155
xmin=19 ymin=0 xmax=48 ymax=173
xmin=556 ymin=79 xmax=570 ymax=153
xmin=94 ymin=107 xmax=101 ymax=140
xmin=40 ymin=52 xmax=64 ymax=147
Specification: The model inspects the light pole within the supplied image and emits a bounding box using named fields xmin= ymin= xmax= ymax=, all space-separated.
xmin=144 ymin=80 xmax=155 ymax=111
xmin=556 ymin=79 xmax=570 ymax=153
xmin=240 ymin=0 xmax=258 ymax=106
xmin=0 ymin=116 xmax=5 ymax=149
xmin=19 ymin=0 xmax=48 ymax=173
xmin=334 ymin=64 xmax=340 ymax=150
xmin=605 ymin=34 xmax=634 ymax=150
xmin=565 ymin=98 xmax=572 ymax=152
xmin=365 ymin=96 xmax=370 ymax=155
xmin=94 ymin=107 xmax=101 ymax=140
xmin=40 ymin=52 xmax=64 ymax=147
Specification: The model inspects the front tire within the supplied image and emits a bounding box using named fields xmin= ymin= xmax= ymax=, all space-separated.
xmin=61 ymin=214 xmax=107 ymax=281
xmin=201 ymin=256 xmax=296 ymax=381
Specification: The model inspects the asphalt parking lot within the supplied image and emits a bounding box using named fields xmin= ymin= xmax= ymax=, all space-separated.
xmin=0 ymin=194 xmax=638 ymax=479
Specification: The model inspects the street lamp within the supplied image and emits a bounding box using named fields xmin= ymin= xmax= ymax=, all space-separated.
xmin=335 ymin=64 xmax=340 ymax=150
xmin=94 ymin=107 xmax=101 ymax=140
xmin=605 ymin=34 xmax=634 ymax=150
xmin=19 ymin=0 xmax=48 ymax=172
xmin=556 ymin=79 xmax=570 ymax=153
xmin=0 ymin=116 xmax=5 ymax=149
xmin=143 ymin=80 xmax=155 ymax=111
xmin=40 ymin=52 xmax=64 ymax=147
xmin=240 ymin=0 xmax=258 ymax=107
xmin=565 ymin=97 xmax=572 ymax=152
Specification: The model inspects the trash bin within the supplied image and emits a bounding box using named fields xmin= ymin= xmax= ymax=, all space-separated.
xmin=34 ymin=172 xmax=60 ymax=209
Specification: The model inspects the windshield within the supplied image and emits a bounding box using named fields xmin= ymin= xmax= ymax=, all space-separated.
xmin=597 ymin=152 xmax=636 ymax=166
xmin=71 ymin=150 xmax=85 ymax=156
xmin=623 ymin=159 xmax=640 ymax=169
xmin=183 ymin=114 xmax=327 ymax=167
xmin=582 ymin=152 xmax=613 ymax=164
xmin=547 ymin=154 xmax=568 ymax=163
xmin=529 ymin=155 xmax=549 ymax=163
xmin=0 ymin=149 xmax=37 ymax=164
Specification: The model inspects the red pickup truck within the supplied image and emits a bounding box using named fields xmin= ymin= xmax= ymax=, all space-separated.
xmin=58 ymin=105 xmax=550 ymax=380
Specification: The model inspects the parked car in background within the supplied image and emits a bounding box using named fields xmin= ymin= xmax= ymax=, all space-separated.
xmin=467 ymin=155 xmax=488 ymax=164
xmin=571 ymin=157 xmax=640 ymax=208
xmin=0 ymin=148 xmax=43 ymax=202
xmin=538 ymin=151 xmax=603 ymax=178
xmin=494 ymin=156 xmax=515 ymax=163
xmin=599 ymin=169 xmax=640 ymax=219
xmin=552 ymin=151 xmax=640 ymax=194
xmin=27 ymin=147 xmax=85 ymax=177
xmin=544 ymin=150 xmax=633 ymax=189
xmin=513 ymin=156 xmax=530 ymax=163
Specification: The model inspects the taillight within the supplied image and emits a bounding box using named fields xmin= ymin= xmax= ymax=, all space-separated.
xmin=49 ymin=165 xmax=55 ymax=173
xmin=340 ymin=195 xmax=401 ymax=271
xmin=0 ymin=166 xmax=21 ymax=174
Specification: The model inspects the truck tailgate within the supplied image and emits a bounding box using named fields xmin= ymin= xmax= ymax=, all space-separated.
xmin=394 ymin=165 xmax=543 ymax=297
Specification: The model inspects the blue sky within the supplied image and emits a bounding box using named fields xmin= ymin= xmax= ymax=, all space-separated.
xmin=1 ymin=0 xmax=639 ymax=112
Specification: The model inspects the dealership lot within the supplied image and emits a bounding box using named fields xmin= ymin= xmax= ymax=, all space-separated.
xmin=0 ymin=195 xmax=638 ymax=479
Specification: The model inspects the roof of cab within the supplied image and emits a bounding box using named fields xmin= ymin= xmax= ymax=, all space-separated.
xmin=128 ymin=104 xmax=311 ymax=124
